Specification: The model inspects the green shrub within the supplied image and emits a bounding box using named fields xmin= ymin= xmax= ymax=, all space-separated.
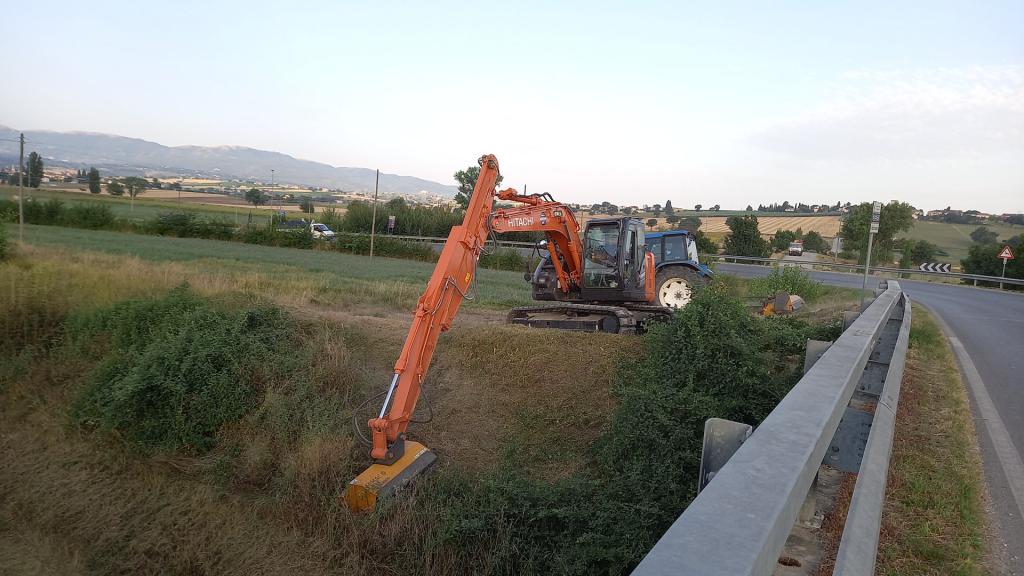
xmin=146 ymin=211 xmax=234 ymax=240
xmin=0 ymin=199 xmax=18 ymax=222
xmin=70 ymin=286 xmax=299 ymax=454
xmin=801 ymin=231 xmax=829 ymax=254
xmin=748 ymin=266 xmax=825 ymax=300
xmin=0 ymin=198 xmax=118 ymax=230
xmin=426 ymin=285 xmax=816 ymax=574
xmin=771 ymin=229 xmax=798 ymax=251
xmin=61 ymin=203 xmax=117 ymax=229
xmin=0 ymin=222 xmax=7 ymax=261
xmin=26 ymin=198 xmax=66 ymax=224
xmin=332 ymin=232 xmax=438 ymax=262
xmin=478 ymin=247 xmax=529 ymax=272
xmin=695 ymin=230 xmax=718 ymax=254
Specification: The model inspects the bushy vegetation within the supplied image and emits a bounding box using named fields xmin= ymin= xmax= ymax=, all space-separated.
xmin=239 ymin=225 xmax=316 ymax=249
xmin=840 ymin=201 xmax=915 ymax=264
xmin=723 ymin=215 xmax=770 ymax=257
xmin=331 ymin=231 xmax=437 ymax=261
xmin=145 ymin=211 xmax=236 ymax=240
xmin=418 ymin=284 xmax=833 ymax=574
xmin=70 ymin=286 xmax=299 ymax=454
xmin=0 ymin=221 xmax=7 ymax=261
xmin=479 ymin=246 xmax=532 ymax=272
xmin=694 ymin=230 xmax=718 ymax=254
xmin=897 ymin=238 xmax=940 ymax=268
xmin=771 ymin=229 xmax=799 ymax=251
xmin=801 ymin=230 xmax=829 ymax=253
xmin=961 ymin=235 xmax=1023 ymax=289
xmin=335 ymin=198 xmax=463 ymax=237
xmin=0 ymin=197 xmax=118 ymax=229
xmin=748 ymin=266 xmax=826 ymax=300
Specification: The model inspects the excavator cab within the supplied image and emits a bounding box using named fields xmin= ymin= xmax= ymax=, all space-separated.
xmin=581 ymin=218 xmax=649 ymax=302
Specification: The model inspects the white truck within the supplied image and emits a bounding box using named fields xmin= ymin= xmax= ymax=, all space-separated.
xmin=277 ymin=219 xmax=337 ymax=240
xmin=310 ymin=222 xmax=336 ymax=240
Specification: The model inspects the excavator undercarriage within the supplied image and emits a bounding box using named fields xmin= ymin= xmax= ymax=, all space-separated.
xmin=507 ymin=302 xmax=672 ymax=334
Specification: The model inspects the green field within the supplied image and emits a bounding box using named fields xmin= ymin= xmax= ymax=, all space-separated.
xmin=8 ymin=224 xmax=531 ymax=310
xmin=0 ymin=186 xmax=277 ymax=224
xmin=901 ymin=219 xmax=1023 ymax=264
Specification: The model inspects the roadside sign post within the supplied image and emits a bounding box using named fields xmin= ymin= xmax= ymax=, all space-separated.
xmin=861 ymin=201 xmax=881 ymax=309
xmin=997 ymin=245 xmax=1014 ymax=290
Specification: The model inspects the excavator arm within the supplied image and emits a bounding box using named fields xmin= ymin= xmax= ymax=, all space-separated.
xmin=344 ymin=154 xmax=588 ymax=511
xmin=367 ymin=154 xmax=501 ymax=462
xmin=491 ymin=189 xmax=584 ymax=295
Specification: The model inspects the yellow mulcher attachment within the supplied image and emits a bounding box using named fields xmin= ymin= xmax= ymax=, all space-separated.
xmin=755 ymin=292 xmax=806 ymax=317
xmin=344 ymin=440 xmax=437 ymax=512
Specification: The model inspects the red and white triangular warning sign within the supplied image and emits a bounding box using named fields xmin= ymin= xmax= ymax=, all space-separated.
xmin=998 ymin=245 xmax=1014 ymax=260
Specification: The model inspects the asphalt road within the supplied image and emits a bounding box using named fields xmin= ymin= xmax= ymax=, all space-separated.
xmin=718 ymin=262 xmax=1024 ymax=569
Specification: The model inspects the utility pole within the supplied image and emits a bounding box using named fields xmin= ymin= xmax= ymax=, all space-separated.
xmin=860 ymin=201 xmax=881 ymax=309
xmin=18 ymin=132 xmax=25 ymax=244
xmin=370 ymin=169 xmax=379 ymax=260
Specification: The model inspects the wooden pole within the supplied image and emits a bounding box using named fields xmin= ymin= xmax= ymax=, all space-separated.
xmin=370 ymin=169 xmax=379 ymax=260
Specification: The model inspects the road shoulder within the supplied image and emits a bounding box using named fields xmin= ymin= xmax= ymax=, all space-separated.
xmin=877 ymin=304 xmax=991 ymax=574
xmin=922 ymin=304 xmax=1023 ymax=574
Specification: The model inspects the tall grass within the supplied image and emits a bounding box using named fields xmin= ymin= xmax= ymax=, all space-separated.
xmin=17 ymin=226 xmax=533 ymax=309
xmin=748 ymin=265 xmax=826 ymax=300
xmin=0 ymin=221 xmax=8 ymax=261
xmin=876 ymin=306 xmax=987 ymax=574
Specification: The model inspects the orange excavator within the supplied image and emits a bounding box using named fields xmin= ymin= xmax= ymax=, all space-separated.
xmin=343 ymin=154 xmax=670 ymax=511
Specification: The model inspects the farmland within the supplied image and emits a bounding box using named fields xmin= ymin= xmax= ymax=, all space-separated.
xmin=899 ymin=219 xmax=1023 ymax=264
xmin=575 ymin=212 xmax=843 ymax=240
xmin=1 ymin=185 xmax=280 ymax=224
xmin=699 ymin=214 xmax=843 ymax=237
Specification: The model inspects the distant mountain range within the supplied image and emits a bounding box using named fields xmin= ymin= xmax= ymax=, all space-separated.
xmin=0 ymin=125 xmax=457 ymax=197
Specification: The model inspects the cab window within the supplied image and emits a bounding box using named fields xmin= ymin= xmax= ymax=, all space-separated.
xmin=664 ymin=235 xmax=686 ymax=262
xmin=583 ymin=223 xmax=620 ymax=288
xmin=648 ymin=237 xmax=662 ymax=264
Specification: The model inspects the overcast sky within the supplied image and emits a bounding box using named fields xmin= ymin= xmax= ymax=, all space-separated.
xmin=3 ymin=0 xmax=1022 ymax=213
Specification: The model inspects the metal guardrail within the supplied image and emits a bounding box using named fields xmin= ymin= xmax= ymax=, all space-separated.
xmin=833 ymin=288 xmax=911 ymax=575
xmin=632 ymin=282 xmax=911 ymax=575
xmin=357 ymin=233 xmax=1023 ymax=287
xmin=379 ymin=233 xmax=537 ymax=249
xmin=706 ymin=254 xmax=1024 ymax=287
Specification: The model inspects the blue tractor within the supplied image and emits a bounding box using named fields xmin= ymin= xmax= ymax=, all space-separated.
xmin=645 ymin=230 xmax=714 ymax=308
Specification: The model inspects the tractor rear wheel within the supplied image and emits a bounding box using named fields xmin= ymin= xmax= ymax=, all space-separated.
xmin=655 ymin=266 xmax=705 ymax=309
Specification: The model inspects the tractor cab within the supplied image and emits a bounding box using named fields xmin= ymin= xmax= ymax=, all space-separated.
xmin=580 ymin=217 xmax=649 ymax=302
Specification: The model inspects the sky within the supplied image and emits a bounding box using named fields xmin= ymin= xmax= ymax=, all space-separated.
xmin=3 ymin=0 xmax=1022 ymax=213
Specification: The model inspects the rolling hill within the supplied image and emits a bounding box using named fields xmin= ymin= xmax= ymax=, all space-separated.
xmin=0 ymin=125 xmax=457 ymax=197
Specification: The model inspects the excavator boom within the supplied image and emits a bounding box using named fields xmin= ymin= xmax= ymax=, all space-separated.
xmin=344 ymin=155 xmax=500 ymax=511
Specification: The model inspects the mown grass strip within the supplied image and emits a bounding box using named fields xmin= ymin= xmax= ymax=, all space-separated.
xmin=877 ymin=304 xmax=987 ymax=575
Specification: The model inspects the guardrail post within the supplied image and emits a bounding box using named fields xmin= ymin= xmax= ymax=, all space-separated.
xmin=804 ymin=340 xmax=832 ymax=373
